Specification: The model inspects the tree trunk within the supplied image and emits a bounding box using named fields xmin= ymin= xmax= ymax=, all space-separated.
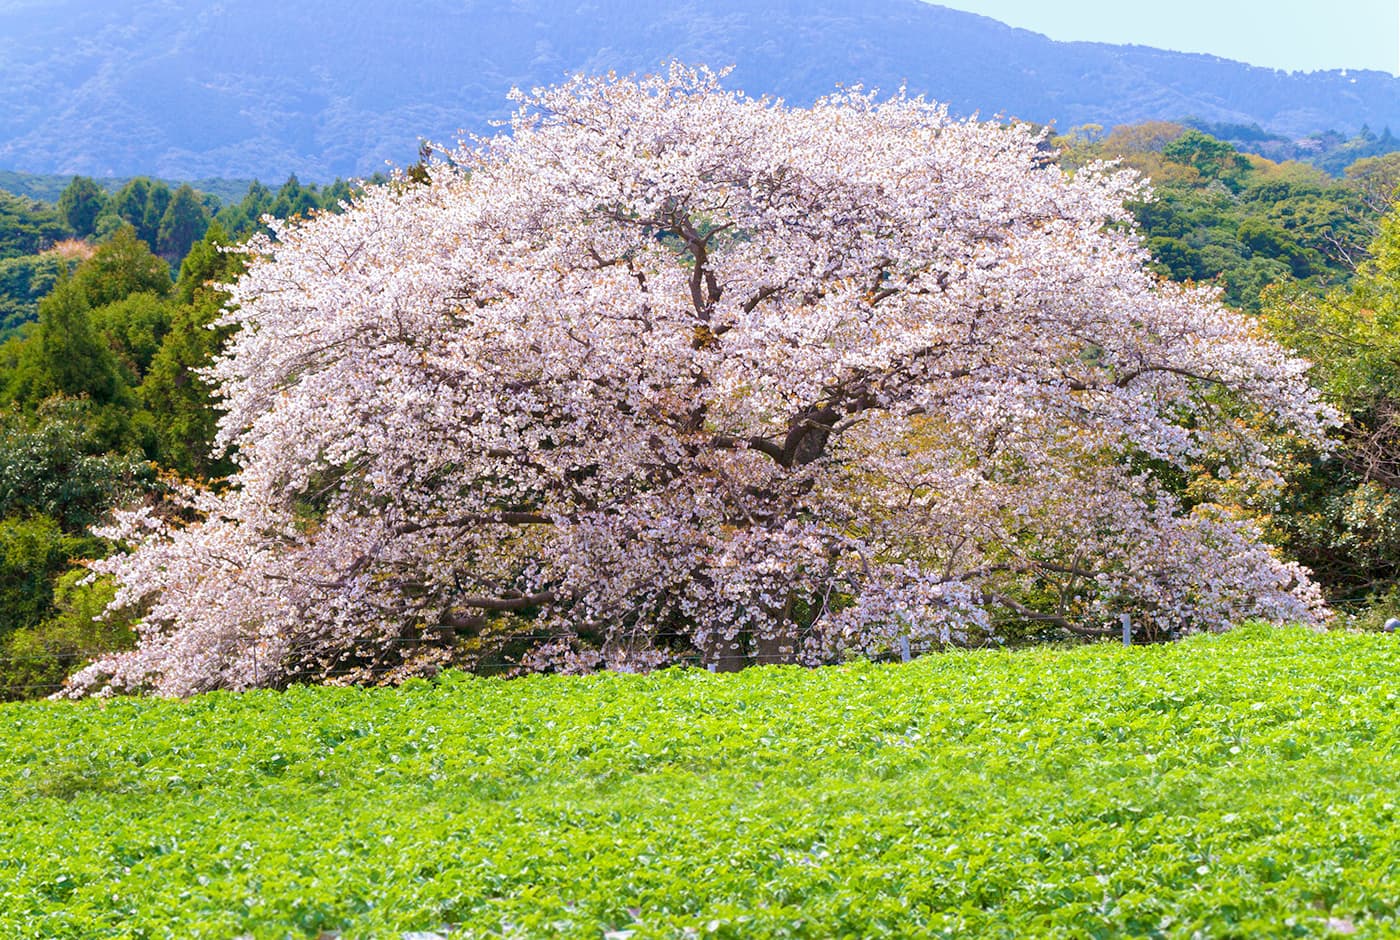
xmin=752 ymin=626 xmax=800 ymax=666
xmin=701 ymin=629 xmax=748 ymax=672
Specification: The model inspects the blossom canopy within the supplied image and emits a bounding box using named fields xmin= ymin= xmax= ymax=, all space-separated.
xmin=75 ymin=65 xmax=1330 ymax=695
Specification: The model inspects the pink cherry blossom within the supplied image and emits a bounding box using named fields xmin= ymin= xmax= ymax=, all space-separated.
xmin=68 ymin=65 xmax=1333 ymax=696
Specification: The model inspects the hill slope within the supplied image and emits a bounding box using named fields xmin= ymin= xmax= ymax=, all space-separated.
xmin=4 ymin=0 xmax=1400 ymax=180
xmin=3 ymin=626 xmax=1398 ymax=937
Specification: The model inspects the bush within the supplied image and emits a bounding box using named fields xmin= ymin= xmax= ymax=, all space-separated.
xmin=1 ymin=572 xmax=135 ymax=700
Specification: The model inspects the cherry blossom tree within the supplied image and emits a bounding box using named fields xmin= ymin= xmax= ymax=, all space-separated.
xmin=70 ymin=65 xmax=1332 ymax=695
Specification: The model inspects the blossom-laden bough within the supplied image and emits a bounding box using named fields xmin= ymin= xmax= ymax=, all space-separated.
xmin=70 ymin=65 xmax=1333 ymax=696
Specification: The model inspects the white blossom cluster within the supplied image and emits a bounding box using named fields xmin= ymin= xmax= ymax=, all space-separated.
xmin=69 ymin=65 xmax=1333 ymax=695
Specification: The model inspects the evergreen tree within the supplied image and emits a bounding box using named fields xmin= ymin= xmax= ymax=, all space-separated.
xmin=0 ymin=399 xmax=153 ymax=530
xmin=139 ymin=181 xmax=172 ymax=247
xmin=141 ymin=223 xmax=241 ymax=477
xmin=0 ymin=191 xmax=67 ymax=260
xmin=270 ymin=174 xmax=317 ymax=220
xmin=320 ymin=178 xmax=356 ymax=208
xmin=105 ymin=178 xmax=152 ymax=239
xmin=71 ymin=225 xmax=170 ymax=308
xmin=25 ymin=279 xmax=124 ymax=405
xmin=155 ymin=184 xmax=210 ymax=265
xmin=0 ymin=254 xmax=69 ymax=335
xmin=0 ymin=514 xmax=69 ymax=637
xmin=1265 ymin=205 xmax=1400 ymax=600
xmin=214 ymin=181 xmax=273 ymax=236
xmin=55 ymin=176 xmax=106 ymax=239
xmin=90 ymin=292 xmax=174 ymax=383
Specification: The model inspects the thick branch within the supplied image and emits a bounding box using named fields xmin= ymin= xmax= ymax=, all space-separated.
xmin=984 ymin=591 xmax=1116 ymax=637
xmin=783 ymin=406 xmax=840 ymax=467
xmin=711 ymin=433 xmax=786 ymax=463
xmin=741 ymin=285 xmax=782 ymax=313
xmin=1067 ymin=363 xmax=1231 ymax=392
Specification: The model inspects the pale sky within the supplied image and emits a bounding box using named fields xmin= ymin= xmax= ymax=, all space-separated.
xmin=925 ymin=1 xmax=1399 ymax=74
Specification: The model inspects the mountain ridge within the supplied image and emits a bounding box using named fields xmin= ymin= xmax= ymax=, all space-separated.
xmin=4 ymin=0 xmax=1400 ymax=181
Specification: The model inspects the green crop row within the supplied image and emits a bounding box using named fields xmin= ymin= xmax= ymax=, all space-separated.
xmin=2 ymin=624 xmax=1398 ymax=938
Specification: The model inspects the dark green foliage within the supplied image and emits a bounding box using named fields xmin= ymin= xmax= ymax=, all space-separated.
xmin=214 ymin=180 xmax=272 ymax=235
xmin=139 ymin=182 xmax=172 ymax=249
xmin=0 ymin=572 xmax=136 ymax=701
xmin=1183 ymin=119 xmax=1284 ymax=145
xmin=0 ymin=192 xmax=291 ymax=696
xmin=0 ymin=190 xmax=67 ymax=261
xmin=1180 ymin=122 xmax=1400 ymax=175
xmin=62 ymin=175 xmax=358 ymax=270
xmin=0 ymin=515 xmax=73 ymax=636
xmin=0 ymin=254 xmax=69 ymax=335
xmin=1243 ymin=178 xmax=1373 ymax=269
xmin=1236 ymin=217 xmax=1310 ymax=276
xmin=0 ymin=231 xmax=182 ymax=455
xmin=1263 ymin=209 xmax=1400 ymax=604
xmin=99 ymin=178 xmax=174 ymax=248
xmin=0 ymin=400 xmax=154 ymax=531
xmin=1161 ymin=130 xmax=1251 ymax=192
xmin=69 ymin=226 xmax=171 ymax=308
xmin=0 ymin=171 xmax=259 ymax=208
xmin=171 ymin=222 xmax=236 ymax=306
xmin=141 ymin=225 xmax=242 ymax=477
xmin=269 ymin=174 xmax=317 ymax=220
xmin=155 ymin=185 xmax=209 ymax=264
xmin=211 ymin=177 xmax=364 ymax=238
xmin=55 ymin=177 xmax=106 ymax=239
xmin=1314 ymin=125 xmax=1400 ymax=177
xmin=319 ymin=177 xmax=357 ymax=207
xmin=1069 ymin=125 xmax=1376 ymax=311
xmin=89 ymin=293 xmax=174 ymax=386
xmin=103 ymin=178 xmax=152 ymax=240
xmin=0 ymin=400 xmax=153 ymax=695
xmin=8 ymin=280 xmax=125 ymax=408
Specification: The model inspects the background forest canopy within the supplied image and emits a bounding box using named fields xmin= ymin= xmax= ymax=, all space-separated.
xmin=3 ymin=109 xmax=1400 ymax=698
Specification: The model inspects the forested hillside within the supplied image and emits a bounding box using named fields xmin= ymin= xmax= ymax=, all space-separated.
xmin=4 ymin=0 xmax=1400 ymax=179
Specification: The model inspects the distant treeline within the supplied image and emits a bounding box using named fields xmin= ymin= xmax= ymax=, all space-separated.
xmin=1176 ymin=121 xmax=1400 ymax=176
xmin=0 ymin=170 xmax=259 ymax=205
xmin=0 ymin=173 xmax=375 ymax=337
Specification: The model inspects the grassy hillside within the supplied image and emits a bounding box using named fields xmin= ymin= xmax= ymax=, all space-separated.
xmin=3 ymin=626 xmax=1398 ymax=938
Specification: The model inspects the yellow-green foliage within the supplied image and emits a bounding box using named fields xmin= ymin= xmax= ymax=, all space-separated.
xmin=2 ymin=626 xmax=1398 ymax=938
xmin=1263 ymin=207 xmax=1400 ymax=599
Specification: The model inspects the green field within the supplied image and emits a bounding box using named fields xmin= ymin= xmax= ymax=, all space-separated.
xmin=2 ymin=625 xmax=1398 ymax=938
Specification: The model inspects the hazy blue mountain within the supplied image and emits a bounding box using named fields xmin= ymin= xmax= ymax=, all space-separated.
xmin=4 ymin=0 xmax=1400 ymax=181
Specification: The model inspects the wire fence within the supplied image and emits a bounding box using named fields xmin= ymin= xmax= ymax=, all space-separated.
xmin=0 ymin=628 xmax=932 ymax=699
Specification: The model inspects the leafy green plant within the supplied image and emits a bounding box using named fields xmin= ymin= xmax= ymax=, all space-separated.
xmin=1 ymin=626 xmax=1398 ymax=937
